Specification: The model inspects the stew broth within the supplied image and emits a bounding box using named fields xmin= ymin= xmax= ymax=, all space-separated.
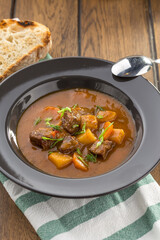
xmin=17 ymin=89 xmax=136 ymax=178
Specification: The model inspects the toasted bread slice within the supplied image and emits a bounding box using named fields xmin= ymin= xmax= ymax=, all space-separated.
xmin=0 ymin=19 xmax=52 ymax=81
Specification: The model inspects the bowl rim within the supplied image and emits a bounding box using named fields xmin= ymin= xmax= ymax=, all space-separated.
xmin=0 ymin=56 xmax=160 ymax=198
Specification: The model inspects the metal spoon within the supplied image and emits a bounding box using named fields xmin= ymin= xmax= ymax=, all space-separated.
xmin=111 ymin=56 xmax=160 ymax=77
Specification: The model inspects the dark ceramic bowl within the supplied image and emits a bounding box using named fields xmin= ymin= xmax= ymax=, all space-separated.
xmin=0 ymin=57 xmax=160 ymax=198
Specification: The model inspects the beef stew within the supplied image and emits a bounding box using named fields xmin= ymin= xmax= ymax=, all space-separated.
xmin=17 ymin=89 xmax=136 ymax=178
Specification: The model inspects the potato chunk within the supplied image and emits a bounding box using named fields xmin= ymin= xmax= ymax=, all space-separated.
xmin=48 ymin=152 xmax=72 ymax=169
xmin=109 ymin=129 xmax=125 ymax=144
xmin=77 ymin=128 xmax=97 ymax=145
xmin=80 ymin=115 xmax=98 ymax=130
xmin=97 ymin=111 xmax=117 ymax=122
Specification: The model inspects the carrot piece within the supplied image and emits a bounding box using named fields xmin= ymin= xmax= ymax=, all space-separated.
xmin=51 ymin=131 xmax=58 ymax=138
xmin=41 ymin=107 xmax=61 ymax=125
xmin=109 ymin=129 xmax=125 ymax=144
xmin=97 ymin=111 xmax=117 ymax=122
xmin=44 ymin=106 xmax=59 ymax=111
xmin=73 ymin=153 xmax=88 ymax=171
xmin=103 ymin=121 xmax=114 ymax=140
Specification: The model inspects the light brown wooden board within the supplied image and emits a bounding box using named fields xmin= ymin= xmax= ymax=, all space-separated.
xmin=151 ymin=0 xmax=160 ymax=85
xmin=0 ymin=0 xmax=12 ymax=18
xmin=0 ymin=184 xmax=41 ymax=240
xmin=81 ymin=0 xmax=154 ymax=84
xmin=15 ymin=0 xmax=78 ymax=57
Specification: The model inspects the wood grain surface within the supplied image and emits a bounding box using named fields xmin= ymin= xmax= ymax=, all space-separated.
xmin=15 ymin=0 xmax=78 ymax=57
xmin=81 ymin=0 xmax=154 ymax=84
xmin=0 ymin=0 xmax=160 ymax=239
xmin=0 ymin=0 xmax=12 ymax=18
xmin=151 ymin=0 xmax=160 ymax=88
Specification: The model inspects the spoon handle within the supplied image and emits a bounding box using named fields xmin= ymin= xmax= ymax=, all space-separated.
xmin=154 ymin=59 xmax=160 ymax=64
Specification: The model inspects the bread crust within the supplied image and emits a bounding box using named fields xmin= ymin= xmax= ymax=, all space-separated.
xmin=0 ymin=19 xmax=52 ymax=81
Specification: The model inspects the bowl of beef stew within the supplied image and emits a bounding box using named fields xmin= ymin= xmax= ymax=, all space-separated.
xmin=0 ymin=57 xmax=160 ymax=197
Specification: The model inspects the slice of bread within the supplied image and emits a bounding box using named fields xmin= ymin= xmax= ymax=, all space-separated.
xmin=0 ymin=19 xmax=52 ymax=81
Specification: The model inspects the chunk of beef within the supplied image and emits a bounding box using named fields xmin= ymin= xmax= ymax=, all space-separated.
xmin=62 ymin=109 xmax=81 ymax=134
xmin=56 ymin=129 xmax=68 ymax=139
xmin=89 ymin=140 xmax=113 ymax=159
xmin=58 ymin=135 xmax=80 ymax=154
xmin=82 ymin=147 xmax=89 ymax=158
xmin=30 ymin=128 xmax=57 ymax=150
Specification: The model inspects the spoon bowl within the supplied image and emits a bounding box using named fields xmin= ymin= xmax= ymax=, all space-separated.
xmin=111 ymin=55 xmax=159 ymax=77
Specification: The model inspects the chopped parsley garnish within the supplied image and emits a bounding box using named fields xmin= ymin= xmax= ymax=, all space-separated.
xmin=73 ymin=124 xmax=79 ymax=128
xmin=34 ymin=117 xmax=41 ymax=126
xmin=97 ymin=115 xmax=103 ymax=119
xmin=86 ymin=153 xmax=97 ymax=162
xmin=42 ymin=137 xmax=57 ymax=141
xmin=50 ymin=138 xmax=64 ymax=148
xmin=45 ymin=117 xmax=53 ymax=122
xmin=77 ymin=156 xmax=88 ymax=167
xmin=41 ymin=137 xmax=64 ymax=148
xmin=74 ymin=122 xmax=86 ymax=135
xmin=58 ymin=107 xmax=71 ymax=118
xmin=45 ymin=121 xmax=62 ymax=131
xmin=72 ymin=104 xmax=78 ymax=109
xmin=52 ymin=125 xmax=62 ymax=131
xmin=96 ymin=105 xmax=104 ymax=111
xmin=82 ymin=122 xmax=86 ymax=132
xmin=77 ymin=148 xmax=82 ymax=155
xmin=96 ymin=122 xmax=114 ymax=147
xmin=96 ymin=138 xmax=104 ymax=148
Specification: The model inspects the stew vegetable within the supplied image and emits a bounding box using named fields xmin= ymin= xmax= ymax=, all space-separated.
xmin=17 ymin=89 xmax=136 ymax=178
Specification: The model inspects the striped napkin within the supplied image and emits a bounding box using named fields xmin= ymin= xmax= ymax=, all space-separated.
xmin=1 ymin=172 xmax=160 ymax=240
xmin=1 ymin=54 xmax=160 ymax=239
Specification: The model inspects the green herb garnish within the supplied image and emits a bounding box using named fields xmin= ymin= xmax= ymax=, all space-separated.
xmin=96 ymin=122 xmax=114 ymax=147
xmin=96 ymin=105 xmax=104 ymax=111
xmin=52 ymin=125 xmax=62 ymax=131
xmin=34 ymin=117 xmax=41 ymax=126
xmin=99 ymin=122 xmax=114 ymax=139
xmin=96 ymin=138 xmax=103 ymax=148
xmin=74 ymin=122 xmax=86 ymax=135
xmin=58 ymin=107 xmax=71 ymax=118
xmin=45 ymin=121 xmax=62 ymax=131
xmin=42 ymin=137 xmax=57 ymax=141
xmin=97 ymin=115 xmax=103 ymax=119
xmin=82 ymin=122 xmax=86 ymax=132
xmin=72 ymin=104 xmax=78 ymax=109
xmin=77 ymin=148 xmax=82 ymax=155
xmin=86 ymin=153 xmax=97 ymax=162
xmin=45 ymin=117 xmax=53 ymax=122
xmin=41 ymin=136 xmax=63 ymax=148
xmin=73 ymin=124 xmax=79 ymax=128
xmin=77 ymin=156 xmax=88 ymax=167
xmin=50 ymin=138 xmax=64 ymax=148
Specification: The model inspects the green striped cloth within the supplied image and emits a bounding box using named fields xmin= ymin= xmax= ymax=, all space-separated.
xmin=1 ymin=54 xmax=160 ymax=239
xmin=1 ymin=172 xmax=160 ymax=240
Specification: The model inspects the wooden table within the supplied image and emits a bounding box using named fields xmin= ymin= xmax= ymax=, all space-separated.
xmin=0 ymin=0 xmax=160 ymax=239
